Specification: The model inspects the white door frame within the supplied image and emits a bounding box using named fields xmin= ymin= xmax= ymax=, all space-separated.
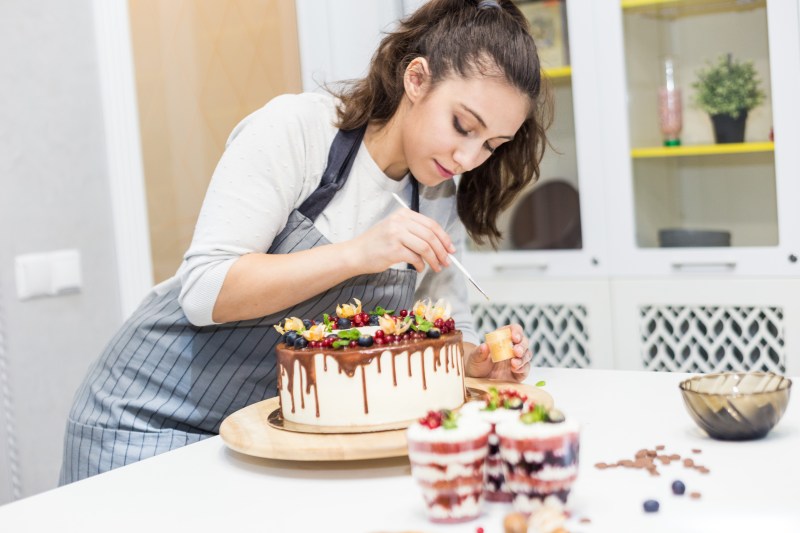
xmin=91 ymin=0 xmax=153 ymax=317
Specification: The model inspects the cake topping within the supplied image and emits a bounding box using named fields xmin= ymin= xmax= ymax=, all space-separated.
xmin=483 ymin=387 xmax=528 ymax=411
xmin=418 ymin=409 xmax=459 ymax=430
xmin=336 ymin=298 xmax=362 ymax=318
xmin=275 ymin=299 xmax=457 ymax=350
xmin=520 ymin=404 xmax=565 ymax=424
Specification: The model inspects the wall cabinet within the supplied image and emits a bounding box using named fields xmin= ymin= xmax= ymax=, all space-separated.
xmin=462 ymin=0 xmax=800 ymax=374
xmin=295 ymin=0 xmax=800 ymax=375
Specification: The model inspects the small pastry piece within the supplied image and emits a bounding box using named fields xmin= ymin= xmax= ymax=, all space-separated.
xmin=485 ymin=326 xmax=514 ymax=363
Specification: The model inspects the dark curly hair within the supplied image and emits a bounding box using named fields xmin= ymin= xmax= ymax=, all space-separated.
xmin=332 ymin=0 xmax=552 ymax=246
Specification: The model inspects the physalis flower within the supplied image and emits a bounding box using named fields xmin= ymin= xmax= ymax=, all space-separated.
xmin=273 ymin=317 xmax=304 ymax=335
xmin=379 ymin=314 xmax=412 ymax=335
xmin=302 ymin=323 xmax=327 ymax=342
xmin=336 ymin=298 xmax=362 ymax=319
xmin=413 ymin=298 xmax=451 ymax=323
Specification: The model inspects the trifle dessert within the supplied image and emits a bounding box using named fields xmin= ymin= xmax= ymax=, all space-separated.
xmin=460 ymin=387 xmax=529 ymax=501
xmin=407 ymin=409 xmax=491 ymax=523
xmin=274 ymin=298 xmax=465 ymax=428
xmin=496 ymin=405 xmax=580 ymax=515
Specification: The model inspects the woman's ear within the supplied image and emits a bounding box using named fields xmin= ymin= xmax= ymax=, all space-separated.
xmin=403 ymin=57 xmax=431 ymax=103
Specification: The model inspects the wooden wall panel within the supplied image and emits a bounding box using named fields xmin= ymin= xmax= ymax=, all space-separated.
xmin=129 ymin=0 xmax=302 ymax=282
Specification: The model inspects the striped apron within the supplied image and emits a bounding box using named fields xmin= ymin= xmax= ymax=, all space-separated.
xmin=60 ymin=127 xmax=420 ymax=484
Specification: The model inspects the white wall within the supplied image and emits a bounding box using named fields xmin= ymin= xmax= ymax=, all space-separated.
xmin=0 ymin=0 xmax=124 ymax=503
xmin=295 ymin=0 xmax=405 ymax=91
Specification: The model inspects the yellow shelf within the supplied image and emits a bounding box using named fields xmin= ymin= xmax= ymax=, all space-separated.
xmin=631 ymin=141 xmax=774 ymax=158
xmin=621 ymin=0 xmax=765 ymax=18
xmin=543 ymin=66 xmax=571 ymax=80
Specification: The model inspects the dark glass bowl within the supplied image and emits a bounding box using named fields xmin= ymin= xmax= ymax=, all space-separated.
xmin=679 ymin=372 xmax=792 ymax=440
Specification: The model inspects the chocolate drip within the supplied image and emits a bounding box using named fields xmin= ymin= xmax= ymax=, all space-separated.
xmin=276 ymin=331 xmax=463 ymax=418
xmin=361 ymin=365 xmax=369 ymax=414
xmin=420 ymin=349 xmax=427 ymax=390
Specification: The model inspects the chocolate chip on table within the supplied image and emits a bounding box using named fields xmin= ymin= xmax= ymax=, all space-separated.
xmin=579 ymin=518 xmax=592 ymax=524
xmin=690 ymin=491 xmax=702 ymax=499
xmin=692 ymin=448 xmax=702 ymax=453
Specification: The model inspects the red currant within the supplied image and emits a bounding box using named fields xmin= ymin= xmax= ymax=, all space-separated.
xmin=349 ymin=340 xmax=358 ymax=348
xmin=434 ymin=318 xmax=444 ymax=328
xmin=399 ymin=309 xmax=408 ymax=317
xmin=374 ymin=330 xmax=385 ymax=339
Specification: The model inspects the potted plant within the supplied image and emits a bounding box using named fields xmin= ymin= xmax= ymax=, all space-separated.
xmin=692 ymin=54 xmax=766 ymax=143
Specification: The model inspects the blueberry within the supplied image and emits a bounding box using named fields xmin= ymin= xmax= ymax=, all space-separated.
xmin=672 ymin=480 xmax=686 ymax=495
xmin=284 ymin=331 xmax=298 ymax=345
xmin=293 ymin=337 xmax=308 ymax=349
xmin=357 ymin=336 xmax=374 ymax=347
xmin=302 ymin=319 xmax=313 ymax=329
xmin=426 ymin=328 xmax=441 ymax=339
xmin=369 ymin=314 xmax=380 ymax=326
xmin=338 ymin=318 xmax=352 ymax=329
xmin=643 ymin=499 xmax=660 ymax=513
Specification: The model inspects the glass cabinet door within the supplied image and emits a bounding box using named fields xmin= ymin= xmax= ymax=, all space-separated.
xmin=597 ymin=0 xmax=800 ymax=277
xmin=464 ymin=0 xmax=608 ymax=279
xmin=623 ymin=0 xmax=777 ymax=250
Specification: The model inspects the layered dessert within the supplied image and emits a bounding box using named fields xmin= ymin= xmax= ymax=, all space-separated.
xmin=407 ymin=410 xmax=491 ymax=523
xmin=460 ymin=387 xmax=529 ymax=501
xmin=496 ymin=406 xmax=580 ymax=515
xmin=274 ymin=299 xmax=466 ymax=428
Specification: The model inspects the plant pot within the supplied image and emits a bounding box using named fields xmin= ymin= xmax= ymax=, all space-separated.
xmin=710 ymin=112 xmax=747 ymax=144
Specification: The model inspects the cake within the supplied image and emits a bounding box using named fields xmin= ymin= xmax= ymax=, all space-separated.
xmin=460 ymin=387 xmax=529 ymax=501
xmin=496 ymin=406 xmax=580 ymax=515
xmin=274 ymin=298 xmax=466 ymax=428
xmin=407 ymin=410 xmax=491 ymax=523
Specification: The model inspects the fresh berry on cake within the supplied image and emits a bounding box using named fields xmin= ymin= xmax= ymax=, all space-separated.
xmin=274 ymin=298 xmax=466 ymax=428
xmin=407 ymin=409 xmax=491 ymax=523
xmin=496 ymin=404 xmax=580 ymax=515
xmin=461 ymin=387 xmax=530 ymax=501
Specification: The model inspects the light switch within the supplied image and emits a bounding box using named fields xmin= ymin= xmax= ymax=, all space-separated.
xmin=15 ymin=249 xmax=82 ymax=300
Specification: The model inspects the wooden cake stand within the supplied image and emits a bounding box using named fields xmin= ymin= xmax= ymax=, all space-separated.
xmin=219 ymin=378 xmax=553 ymax=461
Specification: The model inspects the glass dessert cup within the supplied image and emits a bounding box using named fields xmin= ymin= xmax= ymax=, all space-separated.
xmin=407 ymin=417 xmax=491 ymax=523
xmin=496 ymin=419 xmax=580 ymax=515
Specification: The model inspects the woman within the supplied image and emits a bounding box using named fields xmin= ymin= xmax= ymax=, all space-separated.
xmin=60 ymin=0 xmax=550 ymax=483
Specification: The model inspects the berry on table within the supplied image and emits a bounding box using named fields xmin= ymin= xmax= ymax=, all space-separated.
xmin=672 ymin=480 xmax=686 ymax=495
xmin=643 ymin=499 xmax=660 ymax=513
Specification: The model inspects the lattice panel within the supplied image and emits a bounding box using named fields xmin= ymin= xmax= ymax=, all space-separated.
xmin=640 ymin=306 xmax=785 ymax=373
xmin=471 ymin=304 xmax=591 ymax=368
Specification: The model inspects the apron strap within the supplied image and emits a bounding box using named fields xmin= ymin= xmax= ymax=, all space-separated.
xmin=298 ymin=127 xmax=366 ymax=222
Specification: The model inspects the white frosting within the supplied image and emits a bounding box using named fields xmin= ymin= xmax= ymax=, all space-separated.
xmin=279 ymin=340 xmax=465 ymax=427
xmin=425 ymin=495 xmax=481 ymax=520
xmin=504 ymin=464 xmax=578 ymax=483
xmin=459 ymin=400 xmax=523 ymax=425
xmin=495 ymin=418 xmax=580 ymax=439
xmin=407 ymin=416 xmax=491 ymax=443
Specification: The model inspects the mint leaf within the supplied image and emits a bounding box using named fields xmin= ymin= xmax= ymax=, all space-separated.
xmin=370 ymin=306 xmax=395 ymax=316
xmin=337 ymin=329 xmax=361 ymax=341
xmin=323 ymin=313 xmax=331 ymax=328
xmin=410 ymin=314 xmax=433 ymax=332
xmin=535 ymin=380 xmax=546 ymax=387
xmin=332 ymin=339 xmax=352 ymax=349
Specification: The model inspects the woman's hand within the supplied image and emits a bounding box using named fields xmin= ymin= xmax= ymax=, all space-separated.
xmin=348 ymin=208 xmax=456 ymax=274
xmin=464 ymin=323 xmax=532 ymax=382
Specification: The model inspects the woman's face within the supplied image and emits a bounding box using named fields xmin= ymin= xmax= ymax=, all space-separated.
xmin=402 ymin=73 xmax=529 ymax=187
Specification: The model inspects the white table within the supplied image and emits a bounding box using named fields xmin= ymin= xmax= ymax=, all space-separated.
xmin=1 ymin=368 xmax=799 ymax=532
